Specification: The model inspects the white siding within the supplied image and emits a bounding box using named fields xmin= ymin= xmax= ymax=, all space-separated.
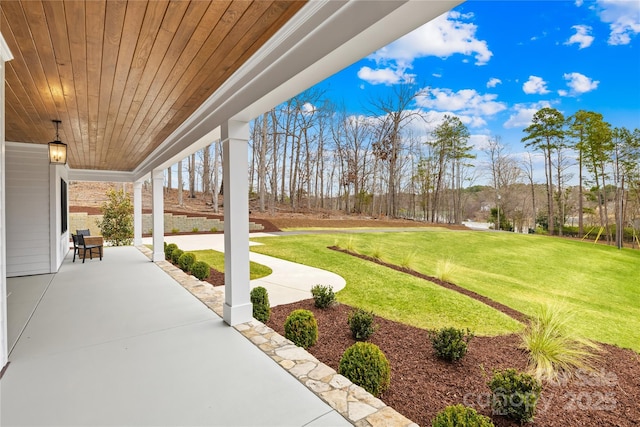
xmin=6 ymin=143 xmax=50 ymax=277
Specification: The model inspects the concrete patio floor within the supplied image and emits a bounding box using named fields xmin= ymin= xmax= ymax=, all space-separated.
xmin=2 ymin=246 xmax=350 ymax=426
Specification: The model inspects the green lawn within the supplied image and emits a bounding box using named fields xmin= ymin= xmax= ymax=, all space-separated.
xmin=250 ymin=234 xmax=522 ymax=336
xmin=190 ymin=249 xmax=272 ymax=280
xmin=146 ymin=245 xmax=272 ymax=280
xmin=250 ymin=231 xmax=640 ymax=351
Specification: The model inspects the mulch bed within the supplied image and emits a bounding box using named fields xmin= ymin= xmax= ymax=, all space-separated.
xmin=202 ymin=267 xmax=224 ymax=287
xmin=267 ymin=300 xmax=640 ymax=426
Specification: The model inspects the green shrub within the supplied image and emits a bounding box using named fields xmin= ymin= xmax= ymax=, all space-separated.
xmin=250 ymin=286 xmax=271 ymax=323
xmin=191 ymin=261 xmax=210 ymax=280
xmin=178 ymin=252 xmax=197 ymax=271
xmin=165 ymin=243 xmax=178 ymax=260
xmin=171 ymin=228 xmax=180 ymax=234
xmin=430 ymin=327 xmax=473 ymax=362
xmin=284 ymin=309 xmax=318 ymax=349
xmin=432 ymin=404 xmax=494 ymax=427
xmin=338 ymin=342 xmax=390 ymax=397
xmin=96 ymin=188 xmax=133 ymax=246
xmin=171 ymin=248 xmax=184 ymax=264
xmin=210 ymin=227 xmax=218 ymax=233
xmin=192 ymin=227 xmax=199 ymax=233
xmin=488 ymin=369 xmax=542 ymax=423
xmin=520 ymin=304 xmax=600 ymax=382
xmin=311 ymin=284 xmax=336 ymax=309
xmin=348 ymin=308 xmax=377 ymax=341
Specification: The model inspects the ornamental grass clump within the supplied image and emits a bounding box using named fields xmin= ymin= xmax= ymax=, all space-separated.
xmin=400 ymin=251 xmax=417 ymax=270
xmin=435 ymin=258 xmax=457 ymax=282
xmin=311 ymin=284 xmax=336 ymax=309
xmin=178 ymin=252 xmax=197 ymax=272
xmin=432 ymin=404 xmax=494 ymax=427
xmin=338 ymin=342 xmax=390 ymax=397
xmin=191 ymin=261 xmax=210 ymax=281
xmin=284 ymin=309 xmax=317 ymax=349
xmin=250 ymin=286 xmax=271 ymax=323
xmin=348 ymin=308 xmax=377 ymax=341
xmin=488 ymin=369 xmax=542 ymax=424
xmin=371 ymin=243 xmax=384 ymax=260
xmin=429 ymin=327 xmax=474 ymax=362
xmin=520 ymin=304 xmax=600 ymax=383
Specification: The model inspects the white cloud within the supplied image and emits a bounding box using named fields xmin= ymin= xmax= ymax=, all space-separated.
xmin=562 ymin=72 xmax=599 ymax=95
xmin=359 ymin=11 xmax=492 ymax=85
xmin=301 ymin=102 xmax=316 ymax=113
xmin=487 ymin=78 xmax=502 ymax=88
xmin=522 ymin=76 xmax=550 ymax=95
xmin=504 ymin=102 xmax=553 ymax=129
xmin=421 ymin=111 xmax=487 ymax=132
xmin=565 ymin=25 xmax=594 ymax=48
xmin=597 ymin=0 xmax=640 ymax=45
xmin=356 ymin=66 xmax=410 ymax=86
xmin=416 ymin=88 xmax=507 ymax=117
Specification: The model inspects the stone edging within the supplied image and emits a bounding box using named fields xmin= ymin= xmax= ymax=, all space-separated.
xmin=137 ymin=245 xmax=418 ymax=427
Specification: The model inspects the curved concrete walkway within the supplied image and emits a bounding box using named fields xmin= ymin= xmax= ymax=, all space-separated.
xmin=142 ymin=233 xmax=346 ymax=306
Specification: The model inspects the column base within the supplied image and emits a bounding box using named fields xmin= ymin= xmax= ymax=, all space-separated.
xmin=223 ymin=302 xmax=253 ymax=326
xmin=152 ymin=252 xmax=165 ymax=263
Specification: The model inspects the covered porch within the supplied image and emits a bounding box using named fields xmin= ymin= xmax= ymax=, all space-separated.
xmin=1 ymin=1 xmax=461 ymax=424
xmin=3 ymin=246 xmax=349 ymax=426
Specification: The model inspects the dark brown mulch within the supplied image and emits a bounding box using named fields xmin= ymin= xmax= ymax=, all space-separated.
xmin=203 ymin=267 xmax=224 ymax=287
xmin=267 ymin=300 xmax=640 ymax=427
xmin=329 ymin=246 xmax=526 ymax=322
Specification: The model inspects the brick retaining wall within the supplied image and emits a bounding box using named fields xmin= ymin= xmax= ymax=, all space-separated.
xmin=70 ymin=212 xmax=264 ymax=235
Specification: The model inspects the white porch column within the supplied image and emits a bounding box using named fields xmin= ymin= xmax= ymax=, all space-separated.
xmin=222 ymin=120 xmax=252 ymax=326
xmin=1 ymin=33 xmax=14 ymax=372
xmin=151 ymin=170 xmax=165 ymax=262
xmin=133 ymin=181 xmax=143 ymax=246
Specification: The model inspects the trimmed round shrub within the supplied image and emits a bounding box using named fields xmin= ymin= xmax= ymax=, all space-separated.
xmin=250 ymin=286 xmax=271 ymax=323
xmin=432 ymin=404 xmax=494 ymax=427
xmin=311 ymin=284 xmax=336 ymax=308
xmin=178 ymin=252 xmax=197 ymax=271
xmin=191 ymin=261 xmax=210 ymax=280
xmin=488 ymin=369 xmax=542 ymax=423
xmin=165 ymin=243 xmax=178 ymax=260
xmin=284 ymin=309 xmax=318 ymax=349
xmin=170 ymin=248 xmax=184 ymax=264
xmin=348 ymin=308 xmax=377 ymax=341
xmin=429 ymin=327 xmax=474 ymax=362
xmin=338 ymin=342 xmax=390 ymax=397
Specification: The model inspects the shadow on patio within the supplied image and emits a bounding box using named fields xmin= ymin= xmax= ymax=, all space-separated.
xmin=2 ymin=246 xmax=348 ymax=426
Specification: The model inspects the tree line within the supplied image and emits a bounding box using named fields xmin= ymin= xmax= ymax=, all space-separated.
xmin=166 ymin=87 xmax=640 ymax=248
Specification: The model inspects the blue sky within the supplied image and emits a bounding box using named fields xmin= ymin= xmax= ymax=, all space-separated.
xmin=313 ymin=0 xmax=640 ymax=170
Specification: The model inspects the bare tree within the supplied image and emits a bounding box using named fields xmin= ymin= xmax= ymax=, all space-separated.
xmin=212 ymin=141 xmax=220 ymax=213
xmin=369 ymin=82 xmax=425 ymax=217
xmin=522 ymin=152 xmax=538 ymax=230
xmin=177 ymin=160 xmax=183 ymax=206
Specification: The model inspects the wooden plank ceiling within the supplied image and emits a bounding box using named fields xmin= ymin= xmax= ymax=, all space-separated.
xmin=2 ymin=0 xmax=305 ymax=171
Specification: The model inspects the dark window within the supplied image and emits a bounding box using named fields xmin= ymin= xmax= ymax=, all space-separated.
xmin=61 ymin=179 xmax=68 ymax=234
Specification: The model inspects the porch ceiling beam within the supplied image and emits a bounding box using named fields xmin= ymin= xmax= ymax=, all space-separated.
xmin=68 ymin=169 xmax=137 ymax=183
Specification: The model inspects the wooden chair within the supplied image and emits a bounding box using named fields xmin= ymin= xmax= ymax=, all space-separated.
xmin=73 ymin=233 xmax=103 ymax=263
